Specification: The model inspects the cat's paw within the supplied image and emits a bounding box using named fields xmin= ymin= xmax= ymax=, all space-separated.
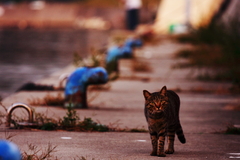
xmin=150 ymin=151 xmax=157 ymax=156
xmin=157 ymin=152 xmax=166 ymax=157
xmin=165 ymin=149 xmax=174 ymax=154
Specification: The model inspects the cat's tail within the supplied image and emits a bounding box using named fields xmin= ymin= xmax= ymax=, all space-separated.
xmin=176 ymin=123 xmax=186 ymax=144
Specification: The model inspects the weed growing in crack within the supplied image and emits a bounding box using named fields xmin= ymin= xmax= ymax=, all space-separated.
xmin=28 ymin=92 xmax=65 ymax=106
xmin=22 ymin=142 xmax=58 ymax=160
xmin=60 ymin=106 xmax=80 ymax=130
xmin=34 ymin=107 xmax=109 ymax=132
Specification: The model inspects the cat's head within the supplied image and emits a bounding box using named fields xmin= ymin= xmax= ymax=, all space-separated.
xmin=143 ymin=86 xmax=169 ymax=111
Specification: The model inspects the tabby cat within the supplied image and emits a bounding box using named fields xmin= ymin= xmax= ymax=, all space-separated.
xmin=143 ymin=86 xmax=186 ymax=157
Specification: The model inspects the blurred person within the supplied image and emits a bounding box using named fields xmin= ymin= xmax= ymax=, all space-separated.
xmin=121 ymin=0 xmax=142 ymax=30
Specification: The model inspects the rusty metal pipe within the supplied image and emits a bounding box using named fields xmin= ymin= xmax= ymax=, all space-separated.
xmin=6 ymin=103 xmax=33 ymax=127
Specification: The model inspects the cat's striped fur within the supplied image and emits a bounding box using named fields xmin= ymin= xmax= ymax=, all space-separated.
xmin=143 ymin=86 xmax=186 ymax=157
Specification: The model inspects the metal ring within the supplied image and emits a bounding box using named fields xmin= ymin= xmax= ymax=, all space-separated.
xmin=6 ymin=103 xmax=33 ymax=127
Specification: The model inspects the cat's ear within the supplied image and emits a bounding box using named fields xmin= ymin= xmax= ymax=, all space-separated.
xmin=159 ymin=86 xmax=167 ymax=96
xmin=143 ymin=90 xmax=151 ymax=100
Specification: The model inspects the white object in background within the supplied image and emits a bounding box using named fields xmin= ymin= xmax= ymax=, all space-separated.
xmin=29 ymin=0 xmax=45 ymax=10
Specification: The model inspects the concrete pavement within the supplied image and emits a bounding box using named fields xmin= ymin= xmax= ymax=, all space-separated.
xmin=1 ymin=38 xmax=240 ymax=159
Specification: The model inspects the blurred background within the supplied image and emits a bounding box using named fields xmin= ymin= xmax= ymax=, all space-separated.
xmin=0 ymin=0 xmax=239 ymax=98
xmin=0 ymin=0 xmax=159 ymax=98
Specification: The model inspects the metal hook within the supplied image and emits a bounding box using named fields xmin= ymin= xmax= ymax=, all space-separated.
xmin=58 ymin=73 xmax=69 ymax=89
xmin=6 ymin=103 xmax=33 ymax=127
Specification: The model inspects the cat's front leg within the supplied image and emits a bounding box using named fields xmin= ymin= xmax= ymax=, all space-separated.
xmin=157 ymin=134 xmax=166 ymax=157
xmin=150 ymin=134 xmax=158 ymax=156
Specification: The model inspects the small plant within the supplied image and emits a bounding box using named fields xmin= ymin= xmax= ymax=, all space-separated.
xmin=32 ymin=107 xmax=109 ymax=132
xmin=60 ymin=107 xmax=109 ymax=132
xmin=2 ymin=131 xmax=18 ymax=141
xmin=61 ymin=107 xmax=80 ymax=130
xmin=129 ymin=128 xmax=148 ymax=132
xmin=73 ymin=48 xmax=106 ymax=68
xmin=78 ymin=117 xmax=109 ymax=132
xmin=107 ymin=120 xmax=148 ymax=132
xmin=22 ymin=143 xmax=58 ymax=160
xmin=33 ymin=111 xmax=58 ymax=131
xmin=119 ymin=128 xmax=148 ymax=132
xmin=28 ymin=92 xmax=65 ymax=106
xmin=73 ymin=52 xmax=83 ymax=67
